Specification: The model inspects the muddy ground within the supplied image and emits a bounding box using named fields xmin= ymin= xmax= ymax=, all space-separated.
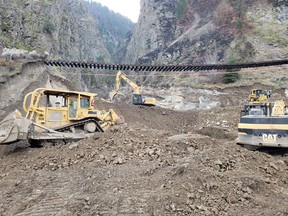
xmin=0 ymin=87 xmax=288 ymax=216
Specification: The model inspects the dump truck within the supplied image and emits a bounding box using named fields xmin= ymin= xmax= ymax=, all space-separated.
xmin=237 ymin=89 xmax=288 ymax=148
xmin=109 ymin=70 xmax=156 ymax=106
xmin=0 ymin=88 xmax=123 ymax=146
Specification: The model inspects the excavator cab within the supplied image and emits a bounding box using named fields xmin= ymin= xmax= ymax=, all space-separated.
xmin=132 ymin=94 xmax=144 ymax=105
xmin=132 ymin=94 xmax=156 ymax=106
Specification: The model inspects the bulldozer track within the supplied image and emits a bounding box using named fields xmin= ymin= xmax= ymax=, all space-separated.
xmin=54 ymin=118 xmax=104 ymax=133
xmin=43 ymin=59 xmax=288 ymax=72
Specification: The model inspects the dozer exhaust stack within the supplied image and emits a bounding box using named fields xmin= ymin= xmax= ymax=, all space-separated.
xmin=0 ymin=110 xmax=32 ymax=144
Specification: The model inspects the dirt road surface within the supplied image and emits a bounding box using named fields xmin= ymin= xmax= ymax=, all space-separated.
xmin=1 ymin=88 xmax=288 ymax=216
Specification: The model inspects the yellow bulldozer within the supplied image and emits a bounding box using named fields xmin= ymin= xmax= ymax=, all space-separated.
xmin=109 ymin=70 xmax=156 ymax=106
xmin=248 ymin=89 xmax=272 ymax=104
xmin=0 ymin=88 xmax=123 ymax=147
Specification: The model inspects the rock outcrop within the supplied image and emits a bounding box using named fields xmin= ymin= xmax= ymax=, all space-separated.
xmin=0 ymin=0 xmax=110 ymax=61
xmin=124 ymin=0 xmax=288 ymax=65
xmin=0 ymin=0 xmax=112 ymax=119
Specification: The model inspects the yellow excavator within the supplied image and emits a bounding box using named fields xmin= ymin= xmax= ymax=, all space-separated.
xmin=0 ymin=88 xmax=123 ymax=146
xmin=237 ymin=89 xmax=288 ymax=148
xmin=109 ymin=70 xmax=156 ymax=106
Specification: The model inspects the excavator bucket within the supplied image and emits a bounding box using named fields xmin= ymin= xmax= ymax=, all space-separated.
xmin=0 ymin=110 xmax=32 ymax=144
xmin=109 ymin=90 xmax=125 ymax=101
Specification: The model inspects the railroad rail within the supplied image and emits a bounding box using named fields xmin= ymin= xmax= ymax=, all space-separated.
xmin=44 ymin=59 xmax=288 ymax=72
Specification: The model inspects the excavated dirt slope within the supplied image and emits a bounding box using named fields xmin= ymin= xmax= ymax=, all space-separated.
xmin=0 ymin=89 xmax=288 ymax=216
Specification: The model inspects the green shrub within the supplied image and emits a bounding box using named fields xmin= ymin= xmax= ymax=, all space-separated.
xmin=222 ymin=52 xmax=240 ymax=84
xmin=176 ymin=0 xmax=188 ymax=20
xmin=1 ymin=21 xmax=10 ymax=32
xmin=43 ymin=20 xmax=56 ymax=34
xmin=223 ymin=72 xmax=240 ymax=84
xmin=235 ymin=19 xmax=243 ymax=30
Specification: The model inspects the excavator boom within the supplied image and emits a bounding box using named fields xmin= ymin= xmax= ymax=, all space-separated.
xmin=114 ymin=70 xmax=141 ymax=94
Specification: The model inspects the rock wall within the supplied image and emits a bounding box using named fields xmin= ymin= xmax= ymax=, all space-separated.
xmin=124 ymin=0 xmax=288 ymax=65
xmin=124 ymin=0 xmax=178 ymax=64
xmin=0 ymin=0 xmax=112 ymax=119
xmin=0 ymin=61 xmax=81 ymax=120
xmin=0 ymin=0 xmax=110 ymax=61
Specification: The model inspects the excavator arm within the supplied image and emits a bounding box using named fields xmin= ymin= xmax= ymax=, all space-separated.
xmin=115 ymin=70 xmax=141 ymax=94
xmin=109 ymin=70 xmax=140 ymax=100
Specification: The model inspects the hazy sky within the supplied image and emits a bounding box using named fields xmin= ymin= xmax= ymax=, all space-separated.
xmin=92 ymin=0 xmax=141 ymax=23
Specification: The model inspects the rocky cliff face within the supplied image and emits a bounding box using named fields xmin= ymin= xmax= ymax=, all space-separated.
xmin=124 ymin=0 xmax=288 ymax=65
xmin=0 ymin=0 xmax=110 ymax=61
xmin=1 ymin=0 xmax=288 ymax=120
xmin=85 ymin=1 xmax=135 ymax=61
xmin=0 ymin=0 xmax=112 ymax=120
xmin=124 ymin=0 xmax=178 ymax=64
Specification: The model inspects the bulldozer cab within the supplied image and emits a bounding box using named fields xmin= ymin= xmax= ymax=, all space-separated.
xmin=69 ymin=96 xmax=78 ymax=119
xmin=23 ymin=88 xmax=97 ymax=129
xmin=68 ymin=95 xmax=92 ymax=119
xmin=254 ymin=89 xmax=262 ymax=97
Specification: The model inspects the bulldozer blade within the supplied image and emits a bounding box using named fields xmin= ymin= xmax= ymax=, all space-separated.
xmin=0 ymin=110 xmax=31 ymax=144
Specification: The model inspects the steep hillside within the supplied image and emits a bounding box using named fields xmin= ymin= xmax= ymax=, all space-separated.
xmin=85 ymin=1 xmax=135 ymax=60
xmin=0 ymin=0 xmax=110 ymax=61
xmin=1 ymin=2 xmax=288 ymax=215
xmin=124 ymin=0 xmax=288 ymax=65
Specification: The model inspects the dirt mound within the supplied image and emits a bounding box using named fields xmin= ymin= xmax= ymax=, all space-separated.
xmin=198 ymin=126 xmax=237 ymax=140
xmin=96 ymin=98 xmax=199 ymax=133
xmin=0 ymin=86 xmax=288 ymax=215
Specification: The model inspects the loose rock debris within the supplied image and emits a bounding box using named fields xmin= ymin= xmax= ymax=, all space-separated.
xmin=0 ymin=102 xmax=288 ymax=216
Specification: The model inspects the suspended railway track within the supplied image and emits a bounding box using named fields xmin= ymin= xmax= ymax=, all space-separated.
xmin=43 ymin=59 xmax=288 ymax=72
